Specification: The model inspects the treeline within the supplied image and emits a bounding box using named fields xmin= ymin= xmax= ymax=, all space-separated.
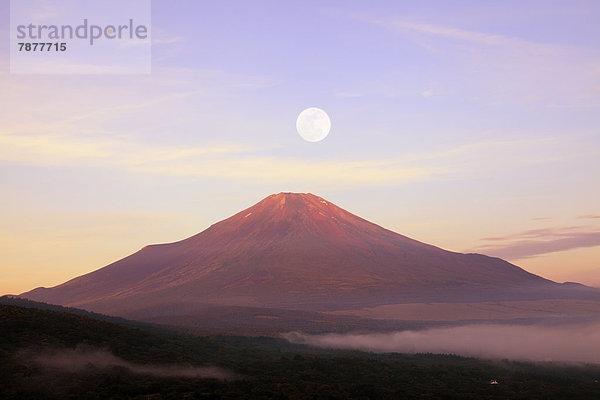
xmin=1 ymin=302 xmax=600 ymax=399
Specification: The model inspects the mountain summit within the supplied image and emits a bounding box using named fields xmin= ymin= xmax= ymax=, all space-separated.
xmin=21 ymin=193 xmax=587 ymax=316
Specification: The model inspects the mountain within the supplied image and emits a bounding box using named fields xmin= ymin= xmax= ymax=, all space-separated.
xmin=20 ymin=193 xmax=598 ymax=318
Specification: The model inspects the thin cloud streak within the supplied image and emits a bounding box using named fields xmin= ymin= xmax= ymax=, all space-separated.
xmin=369 ymin=16 xmax=562 ymax=57
xmin=0 ymin=130 xmax=440 ymax=184
xmin=531 ymin=216 xmax=553 ymax=221
xmin=481 ymin=226 xmax=589 ymax=241
xmin=362 ymin=12 xmax=598 ymax=107
xmin=0 ymin=125 xmax=574 ymax=186
xmin=0 ymin=132 xmax=261 ymax=165
xmin=579 ymin=214 xmax=600 ymax=219
xmin=471 ymin=226 xmax=600 ymax=260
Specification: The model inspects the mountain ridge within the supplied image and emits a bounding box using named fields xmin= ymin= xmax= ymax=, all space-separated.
xmin=21 ymin=192 xmax=597 ymax=317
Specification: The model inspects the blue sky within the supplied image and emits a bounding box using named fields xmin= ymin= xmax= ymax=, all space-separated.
xmin=0 ymin=0 xmax=599 ymax=293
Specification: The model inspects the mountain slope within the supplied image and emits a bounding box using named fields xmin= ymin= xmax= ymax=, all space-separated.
xmin=21 ymin=193 xmax=591 ymax=315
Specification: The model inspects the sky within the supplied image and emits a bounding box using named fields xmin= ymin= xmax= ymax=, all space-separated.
xmin=0 ymin=0 xmax=599 ymax=294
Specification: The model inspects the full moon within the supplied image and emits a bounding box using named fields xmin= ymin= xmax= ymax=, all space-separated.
xmin=296 ymin=107 xmax=331 ymax=142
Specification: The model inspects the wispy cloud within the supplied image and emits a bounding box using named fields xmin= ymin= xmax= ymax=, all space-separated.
xmin=0 ymin=125 xmax=583 ymax=187
xmin=371 ymin=18 xmax=556 ymax=55
xmin=25 ymin=345 xmax=236 ymax=380
xmin=1 ymin=125 xmax=576 ymax=187
xmin=421 ymin=88 xmax=436 ymax=98
xmin=136 ymin=156 xmax=443 ymax=186
xmin=332 ymin=91 xmax=365 ymax=98
xmin=361 ymin=14 xmax=599 ymax=106
xmin=481 ymin=226 xmax=588 ymax=241
xmin=470 ymin=226 xmax=600 ymax=260
xmin=152 ymin=28 xmax=187 ymax=63
xmin=579 ymin=214 xmax=600 ymax=219
xmin=0 ymin=131 xmax=262 ymax=167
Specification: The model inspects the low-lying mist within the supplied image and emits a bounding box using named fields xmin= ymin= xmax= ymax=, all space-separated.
xmin=283 ymin=323 xmax=600 ymax=363
xmin=24 ymin=345 xmax=236 ymax=380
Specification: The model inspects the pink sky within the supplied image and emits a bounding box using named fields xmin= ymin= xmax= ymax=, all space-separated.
xmin=0 ymin=0 xmax=598 ymax=294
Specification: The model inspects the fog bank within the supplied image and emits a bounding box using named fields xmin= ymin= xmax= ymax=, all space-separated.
xmin=27 ymin=345 xmax=236 ymax=379
xmin=283 ymin=323 xmax=600 ymax=363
